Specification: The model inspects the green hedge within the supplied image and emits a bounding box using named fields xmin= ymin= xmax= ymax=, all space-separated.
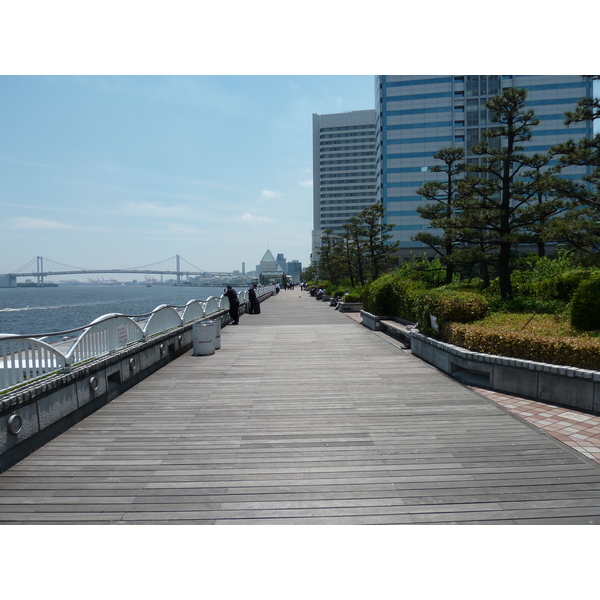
xmin=361 ymin=264 xmax=600 ymax=370
xmin=363 ymin=274 xmax=488 ymax=334
xmin=520 ymin=268 xmax=594 ymax=302
xmin=447 ymin=322 xmax=600 ymax=370
xmin=363 ymin=273 xmax=427 ymax=322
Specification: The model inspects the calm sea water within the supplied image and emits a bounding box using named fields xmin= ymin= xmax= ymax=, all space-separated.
xmin=0 ymin=285 xmax=240 ymax=336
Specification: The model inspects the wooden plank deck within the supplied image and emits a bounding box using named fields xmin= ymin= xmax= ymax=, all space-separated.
xmin=2 ymin=291 xmax=600 ymax=524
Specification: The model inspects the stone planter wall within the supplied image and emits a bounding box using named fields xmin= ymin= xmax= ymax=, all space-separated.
xmin=409 ymin=331 xmax=600 ymax=415
xmin=338 ymin=302 xmax=363 ymax=313
xmin=360 ymin=310 xmax=384 ymax=331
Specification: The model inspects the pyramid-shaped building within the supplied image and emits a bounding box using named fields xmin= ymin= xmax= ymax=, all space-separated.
xmin=259 ymin=249 xmax=285 ymax=284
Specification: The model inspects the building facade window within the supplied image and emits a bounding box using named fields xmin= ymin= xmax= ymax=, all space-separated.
xmin=312 ymin=110 xmax=378 ymax=257
xmin=372 ymin=75 xmax=593 ymax=256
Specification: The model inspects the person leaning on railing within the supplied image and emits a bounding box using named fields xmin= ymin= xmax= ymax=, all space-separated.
xmin=248 ymin=283 xmax=260 ymax=315
xmin=224 ymin=284 xmax=240 ymax=325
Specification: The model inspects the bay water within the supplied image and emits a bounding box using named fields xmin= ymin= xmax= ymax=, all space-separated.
xmin=0 ymin=285 xmax=240 ymax=336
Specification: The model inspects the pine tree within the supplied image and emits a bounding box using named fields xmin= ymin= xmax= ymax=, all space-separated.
xmin=316 ymin=229 xmax=339 ymax=284
xmin=357 ymin=203 xmax=400 ymax=280
xmin=455 ymin=88 xmax=567 ymax=298
xmin=341 ymin=217 xmax=367 ymax=284
xmin=415 ymin=147 xmax=469 ymax=284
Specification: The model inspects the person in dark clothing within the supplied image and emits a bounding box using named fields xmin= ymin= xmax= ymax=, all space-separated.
xmin=248 ymin=283 xmax=261 ymax=314
xmin=224 ymin=284 xmax=239 ymax=324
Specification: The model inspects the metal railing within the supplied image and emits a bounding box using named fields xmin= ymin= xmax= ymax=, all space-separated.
xmin=0 ymin=336 xmax=66 ymax=390
xmin=64 ymin=313 xmax=146 ymax=366
xmin=0 ymin=286 xmax=270 ymax=394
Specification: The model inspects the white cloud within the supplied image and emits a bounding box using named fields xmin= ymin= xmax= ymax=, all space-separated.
xmin=299 ymin=180 xmax=313 ymax=188
xmin=119 ymin=200 xmax=189 ymax=217
xmin=261 ymin=189 xmax=282 ymax=199
xmin=11 ymin=217 xmax=76 ymax=230
xmin=242 ymin=212 xmax=275 ymax=223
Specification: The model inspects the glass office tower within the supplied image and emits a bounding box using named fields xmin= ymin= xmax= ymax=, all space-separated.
xmin=375 ymin=75 xmax=594 ymax=258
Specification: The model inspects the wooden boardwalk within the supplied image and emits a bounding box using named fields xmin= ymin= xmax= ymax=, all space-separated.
xmin=2 ymin=291 xmax=600 ymax=524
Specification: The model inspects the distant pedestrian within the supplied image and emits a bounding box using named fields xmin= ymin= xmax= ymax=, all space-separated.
xmin=224 ymin=284 xmax=239 ymax=324
xmin=275 ymin=283 xmax=280 ymax=294
xmin=248 ymin=283 xmax=261 ymax=314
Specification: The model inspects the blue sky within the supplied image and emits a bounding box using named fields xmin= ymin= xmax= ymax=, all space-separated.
xmin=0 ymin=75 xmax=376 ymax=277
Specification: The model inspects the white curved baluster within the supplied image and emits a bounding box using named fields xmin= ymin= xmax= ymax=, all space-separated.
xmin=181 ymin=300 xmax=206 ymax=323
xmin=65 ymin=314 xmax=144 ymax=364
xmin=205 ymin=296 xmax=221 ymax=315
xmin=143 ymin=305 xmax=183 ymax=337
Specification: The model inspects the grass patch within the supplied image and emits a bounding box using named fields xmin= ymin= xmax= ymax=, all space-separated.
xmin=475 ymin=312 xmax=587 ymax=337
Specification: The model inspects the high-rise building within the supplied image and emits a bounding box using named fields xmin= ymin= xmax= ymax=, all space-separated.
xmin=276 ymin=253 xmax=287 ymax=272
xmin=286 ymin=259 xmax=302 ymax=283
xmin=375 ymin=75 xmax=594 ymax=258
xmin=311 ymin=110 xmax=378 ymax=262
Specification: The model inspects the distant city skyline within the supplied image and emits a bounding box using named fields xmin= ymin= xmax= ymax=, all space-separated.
xmin=1 ymin=250 xmax=300 ymax=287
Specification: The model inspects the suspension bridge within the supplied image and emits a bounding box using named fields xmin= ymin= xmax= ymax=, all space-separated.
xmin=0 ymin=255 xmax=226 ymax=287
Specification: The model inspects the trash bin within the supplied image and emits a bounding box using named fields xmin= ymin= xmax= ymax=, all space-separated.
xmin=208 ymin=319 xmax=221 ymax=350
xmin=192 ymin=322 xmax=215 ymax=356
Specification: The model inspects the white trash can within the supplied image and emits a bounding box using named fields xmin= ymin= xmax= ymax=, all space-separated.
xmin=192 ymin=322 xmax=215 ymax=356
xmin=209 ymin=319 xmax=221 ymax=350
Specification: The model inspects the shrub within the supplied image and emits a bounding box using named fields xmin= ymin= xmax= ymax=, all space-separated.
xmin=419 ymin=287 xmax=488 ymax=336
xmin=397 ymin=254 xmax=447 ymax=286
xmin=486 ymin=295 xmax=569 ymax=316
xmin=349 ymin=284 xmax=367 ymax=298
xmin=343 ymin=294 xmax=362 ymax=303
xmin=513 ymin=254 xmax=576 ymax=284
xmin=362 ymin=279 xmax=394 ymax=315
xmin=522 ymin=268 xmax=593 ymax=302
xmin=571 ymin=273 xmax=600 ymax=332
xmin=362 ymin=272 xmax=428 ymax=321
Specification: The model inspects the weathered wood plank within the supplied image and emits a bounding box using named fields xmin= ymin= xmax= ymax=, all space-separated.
xmin=2 ymin=292 xmax=600 ymax=524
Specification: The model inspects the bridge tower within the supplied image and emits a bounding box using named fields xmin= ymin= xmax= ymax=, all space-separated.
xmin=37 ymin=256 xmax=44 ymax=287
xmin=176 ymin=254 xmax=181 ymax=286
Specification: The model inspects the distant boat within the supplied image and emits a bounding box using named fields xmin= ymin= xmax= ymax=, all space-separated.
xmin=146 ymin=283 xmax=152 ymax=287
